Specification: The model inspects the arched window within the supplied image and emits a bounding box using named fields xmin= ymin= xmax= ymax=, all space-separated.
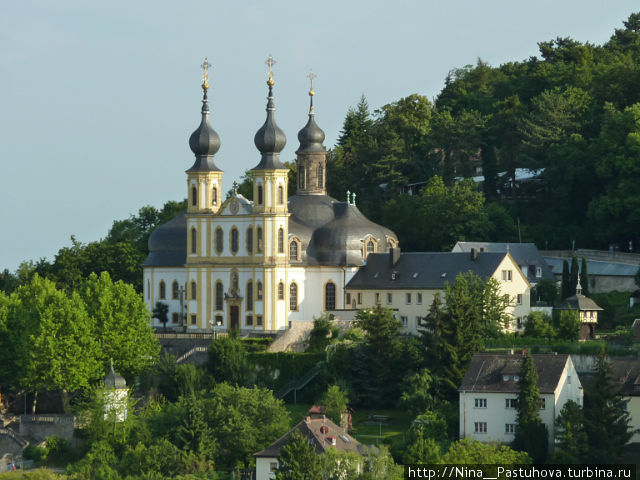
xmin=215 ymin=227 xmax=223 ymax=254
xmin=191 ymin=228 xmax=197 ymax=254
xmin=325 ymin=282 xmax=336 ymax=310
xmin=366 ymin=239 xmax=375 ymax=255
xmin=257 ymin=227 xmax=263 ymax=253
xmin=147 ymin=280 xmax=150 ymax=299
xmin=247 ymin=227 xmax=253 ymax=253
xmin=278 ymin=228 xmax=284 ymax=254
xmin=278 ymin=282 xmax=284 ymax=300
xmin=215 ymin=282 xmax=223 ymax=311
xmin=191 ymin=186 xmax=197 ymax=206
xmin=317 ymin=165 xmax=324 ymax=189
xmin=258 ymin=185 xmax=263 ymax=205
xmin=298 ymin=166 xmax=306 ymax=189
xmin=172 ymin=280 xmax=179 ymax=300
xmin=212 ymin=186 xmax=217 ymax=205
xmin=289 ymin=241 xmax=299 ymax=261
xmin=257 ymin=281 xmax=263 ymax=300
xmin=289 ymin=283 xmax=298 ymax=311
xmin=191 ymin=281 xmax=197 ymax=300
xmin=278 ymin=185 xmax=284 ymax=204
xmin=159 ymin=281 xmax=166 ymax=299
xmin=247 ymin=282 xmax=253 ymax=311
xmin=231 ymin=227 xmax=239 ymax=254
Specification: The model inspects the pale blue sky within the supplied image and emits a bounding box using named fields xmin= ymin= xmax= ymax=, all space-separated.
xmin=1 ymin=1 xmax=637 ymax=271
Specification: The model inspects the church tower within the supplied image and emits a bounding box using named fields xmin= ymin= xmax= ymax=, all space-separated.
xmin=186 ymin=58 xmax=223 ymax=215
xmin=295 ymin=70 xmax=327 ymax=195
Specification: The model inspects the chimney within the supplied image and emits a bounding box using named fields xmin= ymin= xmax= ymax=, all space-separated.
xmin=470 ymin=248 xmax=478 ymax=261
xmin=389 ymin=247 xmax=401 ymax=266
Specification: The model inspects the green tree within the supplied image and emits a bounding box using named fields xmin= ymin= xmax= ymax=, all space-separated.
xmin=274 ymin=430 xmax=322 ymax=480
xmin=561 ymin=260 xmax=571 ymax=300
xmin=569 ymin=256 xmax=579 ymax=296
xmin=555 ymin=310 xmax=581 ymax=341
xmin=439 ymin=438 xmax=531 ymax=463
xmin=531 ymin=278 xmax=558 ymax=306
xmin=152 ymin=301 xmax=169 ymax=331
xmin=318 ymin=385 xmax=348 ymax=425
xmin=360 ymin=445 xmax=403 ymax=480
xmin=320 ymin=449 xmax=362 ymax=480
xmin=176 ymin=395 xmax=216 ymax=472
xmin=523 ymin=312 xmax=555 ymax=339
xmin=399 ymin=368 xmax=434 ymax=416
xmin=307 ymin=314 xmax=338 ymax=352
xmin=206 ymin=334 xmax=251 ymax=386
xmin=580 ymin=257 xmax=590 ymax=296
xmin=552 ymin=400 xmax=588 ymax=463
xmin=402 ymin=410 xmax=448 ymax=464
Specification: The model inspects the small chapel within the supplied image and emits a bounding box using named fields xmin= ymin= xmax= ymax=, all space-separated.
xmin=142 ymin=57 xmax=398 ymax=332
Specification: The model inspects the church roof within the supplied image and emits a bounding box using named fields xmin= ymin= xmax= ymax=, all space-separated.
xmin=142 ymin=212 xmax=187 ymax=267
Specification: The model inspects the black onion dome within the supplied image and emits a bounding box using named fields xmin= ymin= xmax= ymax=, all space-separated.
xmin=187 ymin=92 xmax=222 ymax=172
xmin=142 ymin=212 xmax=187 ymax=267
xmin=296 ymin=113 xmax=326 ymax=154
xmin=252 ymin=84 xmax=287 ymax=170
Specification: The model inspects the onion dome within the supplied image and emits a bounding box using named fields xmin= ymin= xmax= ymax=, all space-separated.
xmin=296 ymin=79 xmax=326 ymax=154
xmin=252 ymin=57 xmax=287 ymax=170
xmin=187 ymin=60 xmax=222 ymax=172
xmin=142 ymin=212 xmax=187 ymax=267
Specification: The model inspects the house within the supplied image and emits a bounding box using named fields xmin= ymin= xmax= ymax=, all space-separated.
xmin=452 ymin=242 xmax=555 ymax=287
xmin=254 ymin=414 xmax=364 ymax=480
xmin=458 ymin=353 xmax=583 ymax=445
xmin=554 ymin=279 xmax=603 ymax=340
xmin=345 ymin=249 xmax=531 ymax=335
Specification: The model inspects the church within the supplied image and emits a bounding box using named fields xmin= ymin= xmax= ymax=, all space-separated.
xmin=142 ymin=58 xmax=398 ymax=332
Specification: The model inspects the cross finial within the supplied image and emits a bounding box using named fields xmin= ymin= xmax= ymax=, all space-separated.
xmin=266 ymin=54 xmax=276 ymax=86
xmin=307 ymin=69 xmax=316 ymax=113
xmin=201 ymin=57 xmax=211 ymax=92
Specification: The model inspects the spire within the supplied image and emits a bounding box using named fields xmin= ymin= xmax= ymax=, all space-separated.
xmin=253 ymin=54 xmax=287 ymax=170
xmin=576 ymin=276 xmax=583 ymax=295
xmin=297 ymin=69 xmax=326 ymax=154
xmin=187 ymin=57 xmax=222 ymax=172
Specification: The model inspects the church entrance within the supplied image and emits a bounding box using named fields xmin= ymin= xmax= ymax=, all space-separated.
xmin=230 ymin=306 xmax=239 ymax=331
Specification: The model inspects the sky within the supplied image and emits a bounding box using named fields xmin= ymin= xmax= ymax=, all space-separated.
xmin=1 ymin=0 xmax=638 ymax=272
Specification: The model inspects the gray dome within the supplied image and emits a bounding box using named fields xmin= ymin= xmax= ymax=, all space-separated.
xmin=104 ymin=365 xmax=127 ymax=389
xmin=187 ymin=93 xmax=222 ymax=172
xmin=296 ymin=114 xmax=326 ymax=154
xmin=253 ymin=84 xmax=286 ymax=170
xmin=143 ymin=212 xmax=187 ymax=267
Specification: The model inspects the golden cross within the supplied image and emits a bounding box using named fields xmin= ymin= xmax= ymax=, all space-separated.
xmin=307 ymin=69 xmax=316 ymax=94
xmin=266 ymin=54 xmax=276 ymax=83
xmin=201 ymin=57 xmax=211 ymax=90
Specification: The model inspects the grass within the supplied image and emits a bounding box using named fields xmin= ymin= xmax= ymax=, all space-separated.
xmin=284 ymin=403 xmax=313 ymax=425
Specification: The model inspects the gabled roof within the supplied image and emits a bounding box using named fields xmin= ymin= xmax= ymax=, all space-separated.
xmin=346 ymin=251 xmax=513 ymax=290
xmin=459 ymin=353 xmax=572 ymax=394
xmin=544 ymin=257 xmax=639 ymax=277
xmin=603 ymin=358 xmax=640 ymax=396
xmin=254 ymin=416 xmax=363 ymax=458
xmin=453 ymin=242 xmax=555 ymax=282
xmin=556 ymin=294 xmax=603 ymax=311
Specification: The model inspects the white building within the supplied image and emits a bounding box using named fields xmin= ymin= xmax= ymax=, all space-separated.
xmin=142 ymin=62 xmax=397 ymax=333
xmin=459 ymin=353 xmax=583 ymax=445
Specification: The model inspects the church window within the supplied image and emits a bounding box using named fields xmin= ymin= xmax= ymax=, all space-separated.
xmin=231 ymin=227 xmax=239 ymax=254
xmin=317 ymin=165 xmax=324 ymax=189
xmin=366 ymin=240 xmax=375 ymax=255
xmin=172 ymin=313 xmax=179 ymax=324
xmin=159 ymin=281 xmax=166 ymax=299
xmin=191 ymin=186 xmax=197 ymax=206
xmin=247 ymin=282 xmax=253 ymax=311
xmin=258 ymin=185 xmax=263 ymax=205
xmin=246 ymin=315 xmax=253 ymax=326
xmin=257 ymin=281 xmax=263 ymax=300
xmin=278 ymin=228 xmax=284 ymax=254
xmin=215 ymin=282 xmax=223 ymax=311
xmin=212 ymin=186 xmax=217 ymax=205
xmin=278 ymin=282 xmax=284 ymax=300
xmin=290 ymin=283 xmax=298 ymax=311
xmin=191 ymin=314 xmax=197 ymax=325
xmin=246 ymin=227 xmax=253 ymax=253
xmin=278 ymin=185 xmax=284 ymax=204
xmin=191 ymin=228 xmax=197 ymax=254
xmin=172 ymin=281 xmax=179 ymax=300
xmin=325 ymin=282 xmax=336 ymax=310
xmin=257 ymin=315 xmax=263 ymax=326
xmin=215 ymin=227 xmax=223 ymax=254
xmin=257 ymin=227 xmax=263 ymax=253
xmin=191 ymin=281 xmax=197 ymax=300
xmin=299 ymin=166 xmax=306 ymax=189
xmin=289 ymin=240 xmax=299 ymax=261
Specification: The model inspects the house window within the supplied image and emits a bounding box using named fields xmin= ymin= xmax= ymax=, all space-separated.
xmin=289 ymin=240 xmax=299 ymax=261
xmin=401 ymin=316 xmax=408 ymax=327
xmin=417 ymin=293 xmax=423 ymax=305
xmin=505 ymin=423 xmax=516 ymax=435
xmin=513 ymin=375 xmax=520 ymax=382
xmin=215 ymin=282 xmax=223 ymax=311
xmin=416 ymin=316 xmax=422 ymax=326
xmin=387 ymin=293 xmax=392 ymax=304
xmin=172 ymin=281 xmax=179 ymax=300
xmin=517 ymin=294 xmax=523 ymax=305
xmin=190 ymin=314 xmax=197 ymax=326
xmin=536 ymin=266 xmax=542 ymax=278
xmin=215 ymin=228 xmax=223 ymax=254
xmin=257 ymin=281 xmax=263 ymax=300
xmin=540 ymin=398 xmax=546 ymax=409
xmin=317 ymin=165 xmax=324 ymax=189
xmin=517 ymin=317 xmax=523 ymax=328
xmin=257 ymin=315 xmax=263 ymax=326
xmin=278 ymin=185 xmax=284 ymax=204
xmin=502 ymin=270 xmax=513 ymax=281
xmin=290 ymin=283 xmax=298 ymax=311
xmin=567 ymin=375 xmax=572 ymax=384
xmin=212 ymin=186 xmax=217 ymax=205
xmin=191 ymin=228 xmax=197 ymax=254
xmin=243 ymin=228 xmax=252 ymax=254
xmin=474 ymin=422 xmax=487 ymax=434
xmin=159 ymin=281 xmax=166 ymax=299
xmin=278 ymin=228 xmax=284 ymax=254
xmin=191 ymin=186 xmax=197 ymax=206
xmin=375 ymin=293 xmax=381 ymax=304
xmin=231 ymin=227 xmax=239 ymax=254
xmin=357 ymin=293 xmax=362 ymax=305
xmin=270 ymin=462 xmax=278 ymax=473
xmin=172 ymin=313 xmax=179 ymax=324
xmin=257 ymin=185 xmax=263 ymax=205
xmin=247 ymin=282 xmax=253 ymax=311
xmin=474 ymin=398 xmax=487 ymax=408
xmin=191 ymin=281 xmax=197 ymax=300
xmin=325 ymin=282 xmax=336 ymax=310
xmin=406 ymin=293 xmax=412 ymax=304
xmin=246 ymin=315 xmax=253 ymax=326
xmin=278 ymin=282 xmax=284 ymax=300
xmin=346 ymin=293 xmax=351 ymax=305
xmin=215 ymin=314 xmax=223 ymax=326
xmin=299 ymin=166 xmax=306 ymax=189
xmin=257 ymin=227 xmax=263 ymax=253
xmin=505 ymin=398 xmax=518 ymax=409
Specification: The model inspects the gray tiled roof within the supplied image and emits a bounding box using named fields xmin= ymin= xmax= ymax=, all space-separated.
xmin=346 ymin=251 xmax=510 ymax=290
xmin=459 ymin=353 xmax=571 ymax=394
xmin=556 ymin=294 xmax=603 ymax=311
xmin=544 ymin=257 xmax=639 ymax=277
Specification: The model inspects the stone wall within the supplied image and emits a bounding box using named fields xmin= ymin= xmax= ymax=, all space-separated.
xmin=19 ymin=415 xmax=74 ymax=443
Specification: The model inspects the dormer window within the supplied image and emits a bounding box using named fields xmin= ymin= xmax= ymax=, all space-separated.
xmin=503 ymin=375 xmax=510 ymax=382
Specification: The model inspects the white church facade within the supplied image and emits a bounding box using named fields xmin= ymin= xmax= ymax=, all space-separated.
xmin=142 ymin=59 xmax=398 ymax=333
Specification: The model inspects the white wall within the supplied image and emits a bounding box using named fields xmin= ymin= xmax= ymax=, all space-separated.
xmin=256 ymin=457 xmax=277 ymax=480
